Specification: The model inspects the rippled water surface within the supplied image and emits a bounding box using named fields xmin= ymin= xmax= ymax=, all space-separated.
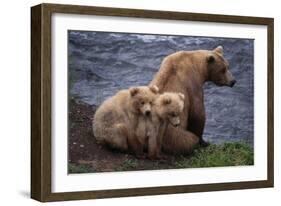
xmin=68 ymin=31 xmax=254 ymax=146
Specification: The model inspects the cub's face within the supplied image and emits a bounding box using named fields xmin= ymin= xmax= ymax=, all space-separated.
xmin=156 ymin=93 xmax=185 ymax=127
xmin=207 ymin=46 xmax=236 ymax=87
xmin=129 ymin=85 xmax=159 ymax=116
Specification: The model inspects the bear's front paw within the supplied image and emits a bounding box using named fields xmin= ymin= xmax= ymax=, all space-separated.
xmin=199 ymin=139 xmax=210 ymax=147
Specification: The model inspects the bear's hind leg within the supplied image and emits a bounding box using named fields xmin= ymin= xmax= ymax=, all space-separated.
xmin=162 ymin=125 xmax=199 ymax=155
xmin=105 ymin=123 xmax=129 ymax=151
xmin=112 ymin=123 xmax=144 ymax=158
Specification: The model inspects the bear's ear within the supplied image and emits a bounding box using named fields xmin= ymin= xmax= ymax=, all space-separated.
xmin=207 ymin=54 xmax=215 ymax=63
xmin=213 ymin=45 xmax=223 ymax=54
xmin=149 ymin=85 xmax=159 ymax=94
xmin=162 ymin=96 xmax=171 ymax=105
xmin=178 ymin=93 xmax=185 ymax=101
xmin=130 ymin=87 xmax=139 ymax=97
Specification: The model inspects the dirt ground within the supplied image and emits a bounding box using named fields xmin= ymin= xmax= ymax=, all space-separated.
xmin=68 ymin=99 xmax=192 ymax=173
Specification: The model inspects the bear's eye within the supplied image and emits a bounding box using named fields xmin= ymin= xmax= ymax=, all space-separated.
xmin=222 ymin=67 xmax=226 ymax=73
xmin=140 ymin=101 xmax=145 ymax=105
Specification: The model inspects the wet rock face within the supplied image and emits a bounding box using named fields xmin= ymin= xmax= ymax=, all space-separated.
xmin=68 ymin=31 xmax=254 ymax=146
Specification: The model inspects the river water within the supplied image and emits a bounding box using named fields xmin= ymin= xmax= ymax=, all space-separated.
xmin=68 ymin=30 xmax=254 ymax=146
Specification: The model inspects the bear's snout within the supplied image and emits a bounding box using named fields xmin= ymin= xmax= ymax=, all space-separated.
xmin=145 ymin=110 xmax=151 ymax=116
xmin=229 ymin=79 xmax=236 ymax=87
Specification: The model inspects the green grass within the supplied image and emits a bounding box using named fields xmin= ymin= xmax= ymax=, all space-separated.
xmin=115 ymin=159 xmax=138 ymax=171
xmin=175 ymin=142 xmax=254 ymax=168
xmin=68 ymin=163 xmax=93 ymax=173
xmin=69 ymin=142 xmax=254 ymax=173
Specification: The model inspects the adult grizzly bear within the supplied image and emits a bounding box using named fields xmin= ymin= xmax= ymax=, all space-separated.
xmin=149 ymin=46 xmax=236 ymax=154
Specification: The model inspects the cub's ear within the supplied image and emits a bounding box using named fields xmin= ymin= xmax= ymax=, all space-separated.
xmin=130 ymin=87 xmax=139 ymax=97
xmin=162 ymin=96 xmax=171 ymax=105
xmin=149 ymin=85 xmax=159 ymax=94
xmin=207 ymin=54 xmax=215 ymax=63
xmin=213 ymin=45 xmax=223 ymax=54
xmin=178 ymin=93 xmax=185 ymax=101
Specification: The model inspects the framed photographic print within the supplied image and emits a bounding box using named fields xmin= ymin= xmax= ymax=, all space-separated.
xmin=31 ymin=3 xmax=274 ymax=202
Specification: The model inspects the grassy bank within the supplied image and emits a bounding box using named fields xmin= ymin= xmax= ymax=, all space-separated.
xmin=174 ymin=141 xmax=253 ymax=169
xmin=69 ymin=142 xmax=253 ymax=173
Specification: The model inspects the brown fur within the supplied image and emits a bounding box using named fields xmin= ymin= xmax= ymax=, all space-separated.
xmin=146 ymin=92 xmax=185 ymax=159
xmin=149 ymin=46 xmax=236 ymax=154
xmin=93 ymin=86 xmax=159 ymax=156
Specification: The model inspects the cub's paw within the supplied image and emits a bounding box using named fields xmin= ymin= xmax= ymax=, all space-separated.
xmin=136 ymin=154 xmax=147 ymax=159
xmin=148 ymin=153 xmax=163 ymax=161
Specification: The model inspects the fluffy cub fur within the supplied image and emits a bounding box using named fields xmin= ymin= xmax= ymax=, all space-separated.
xmin=146 ymin=92 xmax=185 ymax=159
xmin=93 ymin=85 xmax=159 ymax=156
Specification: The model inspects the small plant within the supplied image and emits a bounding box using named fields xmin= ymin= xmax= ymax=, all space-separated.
xmin=175 ymin=141 xmax=254 ymax=168
xmin=68 ymin=163 xmax=93 ymax=173
xmin=115 ymin=158 xmax=138 ymax=171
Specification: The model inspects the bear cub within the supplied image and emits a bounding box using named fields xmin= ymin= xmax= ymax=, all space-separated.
xmin=93 ymin=85 xmax=159 ymax=156
xmin=145 ymin=92 xmax=185 ymax=159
